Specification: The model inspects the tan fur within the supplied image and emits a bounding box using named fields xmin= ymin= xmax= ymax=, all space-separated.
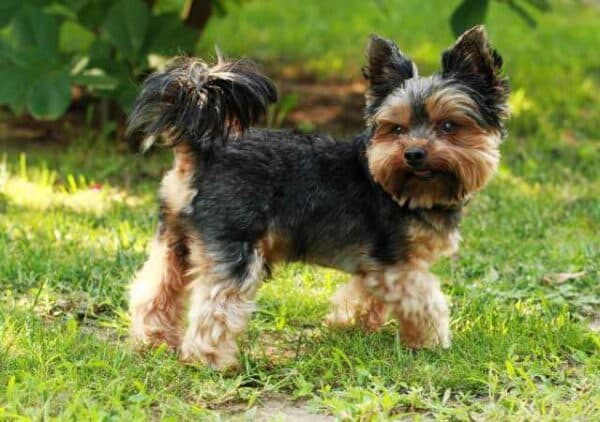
xmin=258 ymin=230 xmax=293 ymax=264
xmin=367 ymin=134 xmax=459 ymax=209
xmin=405 ymin=223 xmax=460 ymax=269
xmin=330 ymin=221 xmax=456 ymax=347
xmin=366 ymin=134 xmax=405 ymax=201
xmin=393 ymin=271 xmax=451 ymax=348
xmin=325 ymin=276 xmax=388 ymax=331
xmin=180 ymin=280 xmax=257 ymax=369
xmin=363 ymin=267 xmax=451 ymax=348
xmin=129 ymin=145 xmax=197 ymax=349
xmin=381 ymin=221 xmax=455 ymax=347
xmin=326 ymin=220 xmax=458 ymax=345
xmin=372 ymin=99 xmax=411 ymax=127
xmin=425 ymin=86 xmax=480 ymax=127
xmin=129 ymin=234 xmax=188 ymax=348
xmin=366 ymin=89 xmax=501 ymax=209
xmin=179 ymin=244 xmax=263 ymax=369
xmin=160 ymin=145 xmax=197 ymax=217
xmin=424 ymin=93 xmax=501 ymax=196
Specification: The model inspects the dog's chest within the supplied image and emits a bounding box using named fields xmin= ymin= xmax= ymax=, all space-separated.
xmin=302 ymin=222 xmax=459 ymax=274
xmin=405 ymin=222 xmax=460 ymax=268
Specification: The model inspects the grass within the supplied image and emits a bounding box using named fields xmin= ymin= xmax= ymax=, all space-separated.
xmin=1 ymin=0 xmax=600 ymax=420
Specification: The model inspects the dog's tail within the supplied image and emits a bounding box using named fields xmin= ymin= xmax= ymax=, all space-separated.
xmin=127 ymin=56 xmax=277 ymax=151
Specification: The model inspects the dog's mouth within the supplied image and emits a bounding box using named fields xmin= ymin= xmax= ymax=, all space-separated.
xmin=408 ymin=169 xmax=435 ymax=180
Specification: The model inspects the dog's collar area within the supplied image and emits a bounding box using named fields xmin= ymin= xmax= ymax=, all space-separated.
xmin=429 ymin=202 xmax=464 ymax=213
xmin=410 ymin=201 xmax=466 ymax=232
xmin=410 ymin=199 xmax=467 ymax=213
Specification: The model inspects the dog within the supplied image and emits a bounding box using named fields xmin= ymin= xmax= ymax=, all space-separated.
xmin=127 ymin=25 xmax=509 ymax=369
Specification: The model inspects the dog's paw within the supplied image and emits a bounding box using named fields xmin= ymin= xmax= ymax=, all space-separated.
xmin=130 ymin=319 xmax=181 ymax=351
xmin=324 ymin=308 xmax=357 ymax=328
xmin=179 ymin=338 xmax=239 ymax=371
xmin=325 ymin=303 xmax=388 ymax=332
xmin=399 ymin=317 xmax=451 ymax=349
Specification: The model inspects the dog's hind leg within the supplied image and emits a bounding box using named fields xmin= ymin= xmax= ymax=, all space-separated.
xmin=325 ymin=276 xmax=389 ymax=331
xmin=180 ymin=241 xmax=264 ymax=370
xmin=129 ymin=232 xmax=189 ymax=349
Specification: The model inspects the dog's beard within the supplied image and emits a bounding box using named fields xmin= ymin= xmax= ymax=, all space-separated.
xmin=366 ymin=132 xmax=500 ymax=209
xmin=394 ymin=170 xmax=461 ymax=209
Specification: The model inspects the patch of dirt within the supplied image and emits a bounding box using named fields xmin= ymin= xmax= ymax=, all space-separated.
xmin=279 ymin=79 xmax=366 ymax=136
xmin=589 ymin=317 xmax=600 ymax=333
xmin=0 ymin=114 xmax=65 ymax=146
xmin=79 ymin=324 xmax=123 ymax=343
xmin=582 ymin=0 xmax=600 ymax=8
xmin=221 ymin=396 xmax=333 ymax=422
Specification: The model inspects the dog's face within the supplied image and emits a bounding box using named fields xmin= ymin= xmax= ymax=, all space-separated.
xmin=364 ymin=26 xmax=509 ymax=209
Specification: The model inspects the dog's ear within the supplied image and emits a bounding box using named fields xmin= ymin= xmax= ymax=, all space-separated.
xmin=441 ymin=25 xmax=503 ymax=83
xmin=442 ymin=25 xmax=510 ymax=129
xmin=364 ymin=35 xmax=417 ymax=107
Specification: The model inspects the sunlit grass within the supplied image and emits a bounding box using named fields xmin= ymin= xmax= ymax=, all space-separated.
xmin=1 ymin=129 xmax=598 ymax=419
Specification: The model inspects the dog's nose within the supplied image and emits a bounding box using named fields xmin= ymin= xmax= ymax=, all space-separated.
xmin=404 ymin=147 xmax=427 ymax=167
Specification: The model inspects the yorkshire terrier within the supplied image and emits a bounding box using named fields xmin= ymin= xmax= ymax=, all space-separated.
xmin=127 ymin=26 xmax=509 ymax=369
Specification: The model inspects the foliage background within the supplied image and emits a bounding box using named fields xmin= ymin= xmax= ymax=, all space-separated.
xmin=0 ymin=0 xmax=197 ymax=119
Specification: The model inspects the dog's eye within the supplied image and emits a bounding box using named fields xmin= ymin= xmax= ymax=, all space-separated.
xmin=439 ymin=120 xmax=458 ymax=135
xmin=391 ymin=124 xmax=408 ymax=136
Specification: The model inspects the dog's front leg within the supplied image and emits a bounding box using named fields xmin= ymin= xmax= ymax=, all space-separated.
xmin=325 ymin=276 xmax=388 ymax=331
xmin=365 ymin=268 xmax=451 ymax=348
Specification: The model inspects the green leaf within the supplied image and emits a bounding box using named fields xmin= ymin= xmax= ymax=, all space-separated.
xmin=0 ymin=43 xmax=60 ymax=115
xmin=115 ymin=78 xmax=139 ymax=111
xmin=44 ymin=3 xmax=79 ymax=20
xmin=102 ymin=0 xmax=150 ymax=60
xmin=76 ymin=0 xmax=113 ymax=28
xmin=450 ymin=0 xmax=489 ymax=37
xmin=0 ymin=5 xmax=77 ymax=119
xmin=72 ymin=69 xmax=119 ymax=91
xmin=60 ymin=20 xmax=96 ymax=53
xmin=145 ymin=13 xmax=197 ymax=55
xmin=87 ymin=39 xmax=113 ymax=67
xmin=10 ymin=6 xmax=60 ymax=55
xmin=62 ymin=0 xmax=94 ymax=12
xmin=0 ymin=66 xmax=32 ymax=114
xmin=0 ymin=0 xmax=22 ymax=27
xmin=27 ymin=70 xmax=72 ymax=120
xmin=522 ymin=0 xmax=551 ymax=12
xmin=0 ymin=39 xmax=14 ymax=63
xmin=154 ymin=0 xmax=187 ymax=14
xmin=505 ymin=1 xmax=537 ymax=28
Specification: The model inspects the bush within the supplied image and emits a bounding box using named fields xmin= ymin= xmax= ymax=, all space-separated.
xmin=0 ymin=0 xmax=548 ymax=122
xmin=0 ymin=0 xmax=198 ymax=120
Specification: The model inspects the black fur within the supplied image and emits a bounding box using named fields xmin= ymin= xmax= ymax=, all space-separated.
xmin=129 ymin=28 xmax=508 ymax=284
xmin=441 ymin=26 xmax=509 ymax=129
xmin=364 ymin=35 xmax=417 ymax=116
xmin=127 ymin=57 xmax=277 ymax=151
xmin=188 ymin=131 xmax=423 ymax=282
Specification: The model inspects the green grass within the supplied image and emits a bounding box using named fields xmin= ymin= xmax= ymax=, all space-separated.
xmin=2 ymin=0 xmax=600 ymax=420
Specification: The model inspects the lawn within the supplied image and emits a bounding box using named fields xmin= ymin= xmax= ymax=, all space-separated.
xmin=1 ymin=0 xmax=599 ymax=420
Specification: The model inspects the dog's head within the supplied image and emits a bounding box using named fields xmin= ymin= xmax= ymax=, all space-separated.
xmin=364 ymin=26 xmax=509 ymax=209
